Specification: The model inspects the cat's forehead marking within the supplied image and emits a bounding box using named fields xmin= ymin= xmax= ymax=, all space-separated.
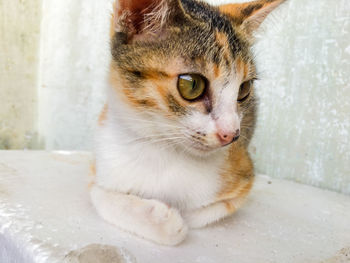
xmin=235 ymin=57 xmax=249 ymax=80
xmin=213 ymin=64 xmax=220 ymax=78
xmin=181 ymin=0 xmax=247 ymax=56
xmin=215 ymin=31 xmax=233 ymax=70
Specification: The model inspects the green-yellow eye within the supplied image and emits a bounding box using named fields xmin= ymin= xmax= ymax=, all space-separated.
xmin=238 ymin=80 xmax=252 ymax=103
xmin=178 ymin=74 xmax=206 ymax=101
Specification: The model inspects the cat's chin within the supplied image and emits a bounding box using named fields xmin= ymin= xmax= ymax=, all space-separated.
xmin=181 ymin=143 xmax=223 ymax=158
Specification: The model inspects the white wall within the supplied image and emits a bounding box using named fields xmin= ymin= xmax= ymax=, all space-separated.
xmin=251 ymin=0 xmax=350 ymax=194
xmin=0 ymin=0 xmax=42 ymax=149
xmin=38 ymin=0 xmax=112 ymax=150
xmin=0 ymin=0 xmax=349 ymax=194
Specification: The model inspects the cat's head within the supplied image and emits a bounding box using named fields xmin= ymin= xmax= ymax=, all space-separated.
xmin=109 ymin=0 xmax=285 ymax=156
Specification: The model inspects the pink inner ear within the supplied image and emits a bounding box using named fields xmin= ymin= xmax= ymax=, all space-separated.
xmin=117 ymin=0 xmax=162 ymax=32
xmin=118 ymin=0 xmax=156 ymax=14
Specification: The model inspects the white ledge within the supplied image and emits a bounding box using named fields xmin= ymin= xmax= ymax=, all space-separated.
xmin=0 ymin=151 xmax=349 ymax=263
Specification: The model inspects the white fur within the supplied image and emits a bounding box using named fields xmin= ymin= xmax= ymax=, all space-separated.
xmin=92 ymin=103 xmax=228 ymax=244
xmin=95 ymin=115 xmax=225 ymax=210
xmin=89 ymin=0 xmax=284 ymax=245
xmin=90 ymin=184 xmax=188 ymax=246
xmin=185 ymin=201 xmax=232 ymax=229
xmin=185 ymin=196 xmax=247 ymax=229
xmin=91 ymin=51 xmax=246 ymax=246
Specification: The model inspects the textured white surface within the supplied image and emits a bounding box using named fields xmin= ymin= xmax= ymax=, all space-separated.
xmin=0 ymin=151 xmax=349 ymax=263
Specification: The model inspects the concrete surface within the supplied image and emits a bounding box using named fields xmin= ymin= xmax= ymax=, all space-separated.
xmin=0 ymin=151 xmax=349 ymax=263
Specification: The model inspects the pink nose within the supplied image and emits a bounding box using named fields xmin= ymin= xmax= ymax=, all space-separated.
xmin=217 ymin=129 xmax=240 ymax=146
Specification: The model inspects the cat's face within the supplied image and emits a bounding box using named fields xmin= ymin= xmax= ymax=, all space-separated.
xmin=110 ymin=0 xmax=284 ymax=156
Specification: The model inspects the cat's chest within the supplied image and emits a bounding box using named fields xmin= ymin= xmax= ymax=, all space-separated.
xmin=125 ymin=155 xmax=221 ymax=210
xmin=96 ymin=130 xmax=225 ymax=210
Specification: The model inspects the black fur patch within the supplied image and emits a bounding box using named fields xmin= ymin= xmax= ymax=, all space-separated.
xmin=181 ymin=0 xmax=245 ymax=55
xmin=167 ymin=94 xmax=188 ymax=116
xmin=242 ymin=4 xmax=264 ymax=17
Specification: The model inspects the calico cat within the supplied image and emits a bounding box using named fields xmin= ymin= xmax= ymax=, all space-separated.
xmin=90 ymin=0 xmax=285 ymax=245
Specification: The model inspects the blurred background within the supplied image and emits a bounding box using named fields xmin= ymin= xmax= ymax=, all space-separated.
xmin=0 ymin=0 xmax=349 ymax=195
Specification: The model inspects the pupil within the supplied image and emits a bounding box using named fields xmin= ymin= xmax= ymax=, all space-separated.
xmin=192 ymin=80 xmax=196 ymax=90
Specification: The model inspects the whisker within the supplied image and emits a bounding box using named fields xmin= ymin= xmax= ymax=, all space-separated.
xmin=128 ymin=136 xmax=184 ymax=147
xmin=116 ymin=116 xmax=181 ymax=129
xmin=126 ymin=133 xmax=184 ymax=144
xmin=157 ymin=139 xmax=186 ymax=151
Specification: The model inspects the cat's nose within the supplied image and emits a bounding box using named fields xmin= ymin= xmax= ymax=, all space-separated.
xmin=217 ymin=129 xmax=240 ymax=146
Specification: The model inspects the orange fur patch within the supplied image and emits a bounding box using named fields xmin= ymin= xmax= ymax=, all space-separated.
xmin=156 ymin=83 xmax=168 ymax=99
xmin=219 ymin=2 xmax=266 ymax=22
xmin=109 ymin=61 xmax=182 ymax=111
xmin=216 ymin=31 xmax=229 ymax=47
xmin=235 ymin=58 xmax=249 ymax=80
xmin=143 ymin=70 xmax=170 ymax=80
xmin=223 ymin=200 xmax=237 ymax=214
xmin=213 ymin=64 xmax=221 ymax=78
xmin=217 ymin=144 xmax=254 ymax=202
xmin=219 ymin=3 xmax=242 ymax=18
xmin=215 ymin=31 xmax=231 ymax=64
xmin=219 ymin=0 xmax=285 ymax=34
xmin=136 ymin=99 xmax=157 ymax=108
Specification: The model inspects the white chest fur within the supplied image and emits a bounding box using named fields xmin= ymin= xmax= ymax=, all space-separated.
xmin=94 ymin=118 xmax=226 ymax=212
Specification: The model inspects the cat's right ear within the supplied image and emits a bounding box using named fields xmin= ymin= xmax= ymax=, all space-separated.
xmin=219 ymin=0 xmax=286 ymax=36
xmin=111 ymin=0 xmax=184 ymax=43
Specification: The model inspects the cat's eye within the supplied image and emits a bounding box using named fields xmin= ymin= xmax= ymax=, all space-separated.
xmin=238 ymin=80 xmax=252 ymax=103
xmin=178 ymin=74 xmax=206 ymax=101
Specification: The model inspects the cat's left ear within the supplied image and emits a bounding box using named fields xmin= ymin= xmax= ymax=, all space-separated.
xmin=111 ymin=0 xmax=185 ymax=42
xmin=219 ymin=0 xmax=286 ymax=35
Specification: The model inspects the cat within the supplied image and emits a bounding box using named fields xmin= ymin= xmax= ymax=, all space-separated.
xmin=90 ymin=0 xmax=285 ymax=246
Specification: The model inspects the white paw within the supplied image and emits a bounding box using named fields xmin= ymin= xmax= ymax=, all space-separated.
xmin=90 ymin=186 xmax=187 ymax=246
xmin=142 ymin=200 xmax=188 ymax=246
xmin=146 ymin=200 xmax=172 ymax=224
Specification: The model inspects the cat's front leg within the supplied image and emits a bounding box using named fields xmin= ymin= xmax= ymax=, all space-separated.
xmin=184 ymin=197 xmax=247 ymax=229
xmin=90 ymin=185 xmax=188 ymax=246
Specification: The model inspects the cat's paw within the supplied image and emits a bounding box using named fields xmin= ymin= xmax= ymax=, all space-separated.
xmin=90 ymin=185 xmax=187 ymax=246
xmin=142 ymin=200 xmax=188 ymax=246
